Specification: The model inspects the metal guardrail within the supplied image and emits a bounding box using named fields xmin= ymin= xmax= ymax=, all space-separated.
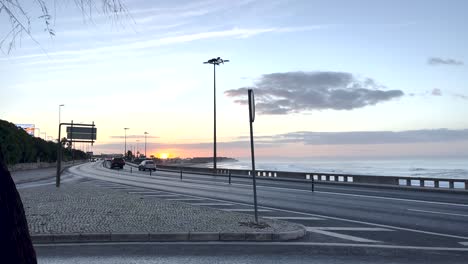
xmin=153 ymin=164 xmax=468 ymax=192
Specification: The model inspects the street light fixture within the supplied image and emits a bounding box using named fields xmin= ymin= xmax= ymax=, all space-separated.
xmin=144 ymin=132 xmax=149 ymax=158
xmin=203 ymin=57 xmax=229 ymax=171
xmin=124 ymin=128 xmax=129 ymax=158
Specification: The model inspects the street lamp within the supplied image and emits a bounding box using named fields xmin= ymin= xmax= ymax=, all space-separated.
xmin=136 ymin=140 xmax=140 ymax=158
xmin=124 ymin=128 xmax=129 ymax=158
xmin=203 ymin=57 xmax=229 ymax=171
xmin=144 ymin=132 xmax=149 ymax=158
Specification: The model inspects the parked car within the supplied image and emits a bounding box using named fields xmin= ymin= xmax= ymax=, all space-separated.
xmin=110 ymin=157 xmax=125 ymax=169
xmin=138 ymin=160 xmax=156 ymax=171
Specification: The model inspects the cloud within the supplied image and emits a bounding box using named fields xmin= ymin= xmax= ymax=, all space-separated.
xmin=432 ymin=88 xmax=442 ymax=96
xmin=225 ymin=71 xmax=404 ymax=114
xmin=245 ymin=129 xmax=468 ymax=145
xmin=454 ymin=94 xmax=468 ymax=100
xmin=110 ymin=135 xmax=160 ymax=139
xmin=428 ymin=57 xmax=464 ymax=66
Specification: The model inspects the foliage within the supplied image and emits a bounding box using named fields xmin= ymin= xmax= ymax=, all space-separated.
xmin=0 ymin=119 xmax=87 ymax=165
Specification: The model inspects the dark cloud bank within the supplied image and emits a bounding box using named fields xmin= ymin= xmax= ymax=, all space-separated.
xmin=99 ymin=129 xmax=468 ymax=150
xmin=225 ymin=71 xmax=404 ymax=115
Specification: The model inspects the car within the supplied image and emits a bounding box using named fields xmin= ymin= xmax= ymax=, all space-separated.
xmin=138 ymin=160 xmax=156 ymax=171
xmin=110 ymin=157 xmax=125 ymax=169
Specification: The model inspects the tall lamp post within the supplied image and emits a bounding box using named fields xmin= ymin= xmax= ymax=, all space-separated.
xmin=58 ymin=104 xmax=64 ymax=140
xmin=124 ymin=128 xmax=129 ymax=158
xmin=203 ymin=57 xmax=229 ymax=171
xmin=144 ymin=132 xmax=149 ymax=158
xmin=136 ymin=140 xmax=140 ymax=158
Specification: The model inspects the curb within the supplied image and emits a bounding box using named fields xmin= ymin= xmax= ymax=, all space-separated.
xmin=31 ymin=226 xmax=306 ymax=244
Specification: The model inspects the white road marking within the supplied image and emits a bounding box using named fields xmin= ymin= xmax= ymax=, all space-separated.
xmin=459 ymin=242 xmax=468 ymax=246
xmin=167 ymin=198 xmax=206 ymax=201
xmin=306 ymin=227 xmax=381 ymax=243
xmin=34 ymin=241 xmax=468 ymax=251
xmin=70 ymin=163 xmax=468 ymax=240
xmin=128 ymin=191 xmax=163 ymax=194
xmin=264 ymin=216 xmax=324 ymax=220
xmin=221 ymin=209 xmax=272 ymax=212
xmin=313 ymin=227 xmax=393 ymax=231
xmin=189 ymin=203 xmax=234 ymax=206
xmin=408 ymin=209 xmax=468 ymax=217
xmin=142 ymin=194 xmax=179 ymax=197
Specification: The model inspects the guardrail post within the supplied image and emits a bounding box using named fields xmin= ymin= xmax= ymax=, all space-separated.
xmin=419 ymin=179 xmax=424 ymax=187
xmin=311 ymin=177 xmax=315 ymax=192
xmin=449 ymin=181 xmax=454 ymax=189
xmin=180 ymin=169 xmax=183 ymax=180
xmin=435 ymin=180 xmax=439 ymax=188
xmin=465 ymin=181 xmax=468 ymax=190
xmin=229 ymin=171 xmax=232 ymax=184
xmin=406 ymin=179 xmax=411 ymax=186
xmin=130 ymin=167 xmax=132 ymax=173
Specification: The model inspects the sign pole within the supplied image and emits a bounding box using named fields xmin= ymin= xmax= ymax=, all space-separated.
xmin=248 ymin=89 xmax=258 ymax=223
xmin=56 ymin=123 xmax=62 ymax=187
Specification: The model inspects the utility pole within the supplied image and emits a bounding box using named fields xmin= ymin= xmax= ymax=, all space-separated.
xmin=124 ymin=128 xmax=129 ymax=158
xmin=203 ymin=57 xmax=229 ymax=171
xmin=144 ymin=132 xmax=149 ymax=158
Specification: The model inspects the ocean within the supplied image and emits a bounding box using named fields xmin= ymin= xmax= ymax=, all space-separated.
xmin=193 ymin=158 xmax=468 ymax=180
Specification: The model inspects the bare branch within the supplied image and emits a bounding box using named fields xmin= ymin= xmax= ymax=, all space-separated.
xmin=0 ymin=0 xmax=127 ymax=53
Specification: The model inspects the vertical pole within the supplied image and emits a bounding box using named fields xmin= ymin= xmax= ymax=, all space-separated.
xmin=229 ymin=171 xmax=231 ymax=185
xmin=71 ymin=120 xmax=74 ymax=164
xmin=311 ymin=177 xmax=315 ymax=192
xmin=248 ymin=90 xmax=258 ymax=223
xmin=124 ymin=129 xmax=127 ymax=158
xmin=180 ymin=169 xmax=183 ymax=180
xmin=145 ymin=133 xmax=147 ymax=158
xmin=213 ymin=64 xmax=217 ymax=171
xmin=56 ymin=123 xmax=62 ymax=187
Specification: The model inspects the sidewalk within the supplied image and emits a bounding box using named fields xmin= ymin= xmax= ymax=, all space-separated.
xmin=19 ymin=179 xmax=306 ymax=243
xmin=12 ymin=161 xmax=84 ymax=184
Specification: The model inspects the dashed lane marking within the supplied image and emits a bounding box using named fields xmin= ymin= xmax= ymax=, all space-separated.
xmin=459 ymin=242 xmax=468 ymax=246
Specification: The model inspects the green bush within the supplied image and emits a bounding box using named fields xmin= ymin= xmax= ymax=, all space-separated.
xmin=0 ymin=119 xmax=87 ymax=165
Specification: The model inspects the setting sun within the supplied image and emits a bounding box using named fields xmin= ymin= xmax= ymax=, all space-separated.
xmin=159 ymin=153 xmax=169 ymax=159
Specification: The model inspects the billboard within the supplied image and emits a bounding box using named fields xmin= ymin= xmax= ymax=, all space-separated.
xmin=16 ymin=124 xmax=35 ymax=136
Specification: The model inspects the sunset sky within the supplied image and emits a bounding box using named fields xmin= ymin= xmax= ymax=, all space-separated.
xmin=1 ymin=0 xmax=467 ymax=159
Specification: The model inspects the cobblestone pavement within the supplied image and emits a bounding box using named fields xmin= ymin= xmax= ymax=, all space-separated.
xmin=19 ymin=180 xmax=302 ymax=235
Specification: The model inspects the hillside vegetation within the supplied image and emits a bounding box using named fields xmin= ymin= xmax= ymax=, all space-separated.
xmin=0 ymin=119 xmax=86 ymax=165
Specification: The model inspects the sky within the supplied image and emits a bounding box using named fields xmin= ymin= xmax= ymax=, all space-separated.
xmin=0 ymin=0 xmax=467 ymax=159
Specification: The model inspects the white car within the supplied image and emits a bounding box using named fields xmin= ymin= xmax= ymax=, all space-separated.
xmin=138 ymin=160 xmax=156 ymax=171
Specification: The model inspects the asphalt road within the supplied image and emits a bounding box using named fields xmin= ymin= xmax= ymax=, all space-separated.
xmin=62 ymin=162 xmax=468 ymax=247
xmin=36 ymin=242 xmax=468 ymax=264
xmin=20 ymin=161 xmax=468 ymax=263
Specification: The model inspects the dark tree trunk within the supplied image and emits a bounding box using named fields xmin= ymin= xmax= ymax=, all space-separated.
xmin=0 ymin=152 xmax=37 ymax=263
